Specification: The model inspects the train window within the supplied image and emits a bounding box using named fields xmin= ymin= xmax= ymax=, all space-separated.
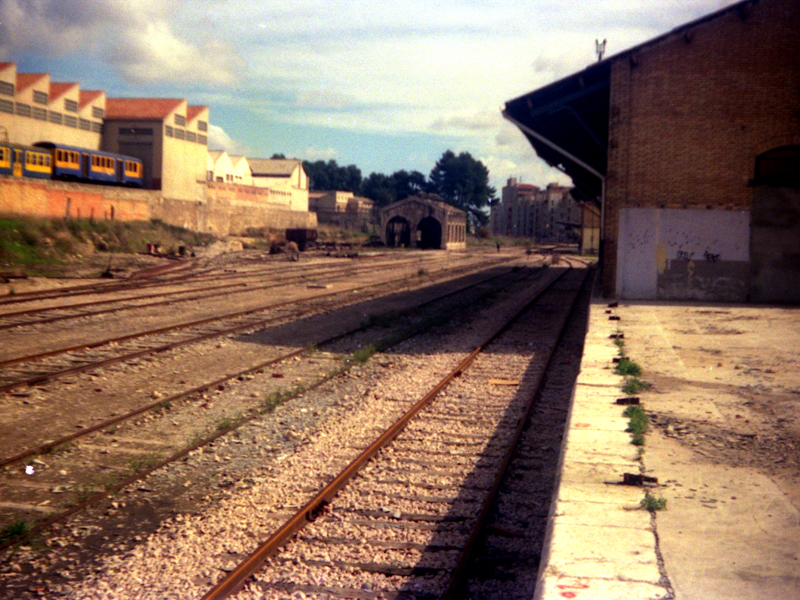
xmin=44 ymin=155 xmax=50 ymax=167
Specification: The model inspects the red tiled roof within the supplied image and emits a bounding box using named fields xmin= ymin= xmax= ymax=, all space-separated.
xmin=186 ymin=105 xmax=208 ymax=123
xmin=79 ymin=90 xmax=104 ymax=108
xmin=49 ymin=82 xmax=78 ymax=102
xmin=0 ymin=62 xmax=15 ymax=72
xmin=105 ymin=97 xmax=184 ymax=120
xmin=17 ymin=73 xmax=47 ymax=92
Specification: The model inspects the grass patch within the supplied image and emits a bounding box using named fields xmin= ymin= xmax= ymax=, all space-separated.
xmin=345 ymin=345 xmax=376 ymax=366
xmin=622 ymin=377 xmax=649 ymax=395
xmin=614 ymin=357 xmax=642 ymax=377
xmin=127 ymin=452 xmax=160 ymax=474
xmin=640 ymin=492 xmax=667 ymax=512
xmin=624 ymin=404 xmax=649 ymax=446
xmin=0 ymin=216 xmax=216 ymax=276
xmin=261 ymin=382 xmax=307 ymax=414
xmin=0 ymin=520 xmax=30 ymax=544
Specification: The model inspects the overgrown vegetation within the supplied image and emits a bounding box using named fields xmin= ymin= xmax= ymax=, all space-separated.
xmin=624 ymin=404 xmax=649 ymax=446
xmin=0 ymin=216 xmax=215 ymax=277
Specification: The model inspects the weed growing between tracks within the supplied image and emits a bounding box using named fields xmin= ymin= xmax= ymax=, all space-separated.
xmin=0 ymin=521 xmax=30 ymax=545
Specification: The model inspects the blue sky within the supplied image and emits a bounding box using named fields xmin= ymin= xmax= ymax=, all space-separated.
xmin=1 ymin=0 xmax=733 ymax=193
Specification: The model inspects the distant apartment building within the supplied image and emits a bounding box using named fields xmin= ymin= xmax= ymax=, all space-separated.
xmin=491 ymin=178 xmax=580 ymax=243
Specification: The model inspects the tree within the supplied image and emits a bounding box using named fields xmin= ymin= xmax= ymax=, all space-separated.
xmin=303 ymin=160 xmax=362 ymax=192
xmin=428 ymin=150 xmax=496 ymax=229
xmin=360 ymin=172 xmax=396 ymax=207
xmin=391 ymin=170 xmax=428 ymax=201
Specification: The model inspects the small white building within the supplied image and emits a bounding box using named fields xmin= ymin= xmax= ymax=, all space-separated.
xmin=248 ymin=158 xmax=309 ymax=212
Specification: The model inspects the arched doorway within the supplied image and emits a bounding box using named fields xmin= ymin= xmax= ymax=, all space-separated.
xmin=417 ymin=216 xmax=442 ymax=249
xmin=386 ymin=216 xmax=411 ymax=248
xmin=750 ymin=145 xmax=800 ymax=302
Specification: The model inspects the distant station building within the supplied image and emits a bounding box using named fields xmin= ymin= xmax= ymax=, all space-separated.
xmin=381 ymin=193 xmax=466 ymax=250
xmin=504 ymin=0 xmax=800 ymax=302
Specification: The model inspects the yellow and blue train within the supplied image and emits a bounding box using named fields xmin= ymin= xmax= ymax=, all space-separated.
xmin=0 ymin=141 xmax=143 ymax=187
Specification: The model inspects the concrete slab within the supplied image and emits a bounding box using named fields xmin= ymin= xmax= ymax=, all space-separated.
xmin=535 ymin=297 xmax=800 ymax=599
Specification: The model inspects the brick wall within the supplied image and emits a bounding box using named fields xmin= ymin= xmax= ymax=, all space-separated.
xmin=603 ymin=0 xmax=800 ymax=296
xmin=0 ymin=176 xmax=152 ymax=221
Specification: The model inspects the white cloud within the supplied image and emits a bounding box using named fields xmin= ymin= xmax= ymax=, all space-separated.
xmin=303 ymin=146 xmax=339 ymax=161
xmin=207 ymin=124 xmax=250 ymax=155
xmin=0 ymin=0 xmax=242 ymax=88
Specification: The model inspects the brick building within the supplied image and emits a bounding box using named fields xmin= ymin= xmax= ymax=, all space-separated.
xmin=504 ymin=0 xmax=800 ymax=302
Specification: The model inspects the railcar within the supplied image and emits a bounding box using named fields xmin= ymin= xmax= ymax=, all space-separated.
xmin=0 ymin=142 xmax=52 ymax=179
xmin=32 ymin=142 xmax=143 ymax=188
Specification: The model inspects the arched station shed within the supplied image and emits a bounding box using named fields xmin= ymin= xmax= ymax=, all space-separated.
xmin=380 ymin=194 xmax=467 ymax=250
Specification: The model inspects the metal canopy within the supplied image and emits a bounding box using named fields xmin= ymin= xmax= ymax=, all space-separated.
xmin=503 ymin=61 xmax=611 ymax=204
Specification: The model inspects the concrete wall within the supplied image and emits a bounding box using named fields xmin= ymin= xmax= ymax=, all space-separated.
xmin=603 ymin=0 xmax=800 ymax=297
xmin=0 ymin=176 xmax=153 ymax=221
xmin=617 ymin=208 xmax=750 ymax=301
xmin=150 ymin=181 xmax=316 ymax=236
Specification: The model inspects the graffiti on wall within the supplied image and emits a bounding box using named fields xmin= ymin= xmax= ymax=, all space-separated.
xmin=617 ymin=208 xmax=750 ymax=300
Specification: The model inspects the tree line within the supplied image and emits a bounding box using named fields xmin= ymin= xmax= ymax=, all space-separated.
xmin=295 ymin=150 xmax=496 ymax=227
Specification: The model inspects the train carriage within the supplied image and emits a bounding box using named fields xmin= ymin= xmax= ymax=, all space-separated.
xmin=0 ymin=142 xmax=52 ymax=179
xmin=32 ymin=142 xmax=143 ymax=188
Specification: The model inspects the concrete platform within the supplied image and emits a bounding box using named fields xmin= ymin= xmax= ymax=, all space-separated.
xmin=535 ymin=300 xmax=800 ymax=599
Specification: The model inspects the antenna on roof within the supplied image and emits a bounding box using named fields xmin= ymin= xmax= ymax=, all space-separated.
xmin=595 ymin=38 xmax=607 ymax=61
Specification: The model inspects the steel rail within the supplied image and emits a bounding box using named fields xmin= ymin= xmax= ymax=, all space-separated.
xmin=0 ymin=255 xmax=518 ymax=392
xmin=0 ymin=256 xmax=438 ymax=330
xmin=0 ymin=251 xmax=493 ymax=329
xmin=439 ymin=260 xmax=593 ymax=599
xmin=0 ymin=260 xmax=543 ymax=553
xmin=199 ymin=263 xmax=575 ymax=600
xmin=0 ymin=261 xmax=531 ymax=469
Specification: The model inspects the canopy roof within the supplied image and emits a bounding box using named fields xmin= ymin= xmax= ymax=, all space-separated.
xmin=502 ymin=61 xmax=610 ymax=204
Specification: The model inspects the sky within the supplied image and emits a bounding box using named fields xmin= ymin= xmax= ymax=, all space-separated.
xmin=0 ymin=0 xmax=735 ymax=193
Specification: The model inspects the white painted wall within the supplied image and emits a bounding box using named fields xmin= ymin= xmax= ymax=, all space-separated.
xmin=617 ymin=208 xmax=750 ymax=299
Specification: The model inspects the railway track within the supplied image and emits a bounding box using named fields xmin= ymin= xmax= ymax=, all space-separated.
xmin=0 ymin=256 xmax=549 ymax=551
xmin=0 ymin=253 xmax=513 ymax=393
xmin=0 ymin=253 xmax=476 ymax=329
xmin=200 ymin=260 xmax=590 ymax=599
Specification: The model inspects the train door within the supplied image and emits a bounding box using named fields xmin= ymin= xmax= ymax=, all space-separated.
xmin=81 ymin=152 xmax=90 ymax=179
xmin=13 ymin=149 xmax=22 ymax=178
